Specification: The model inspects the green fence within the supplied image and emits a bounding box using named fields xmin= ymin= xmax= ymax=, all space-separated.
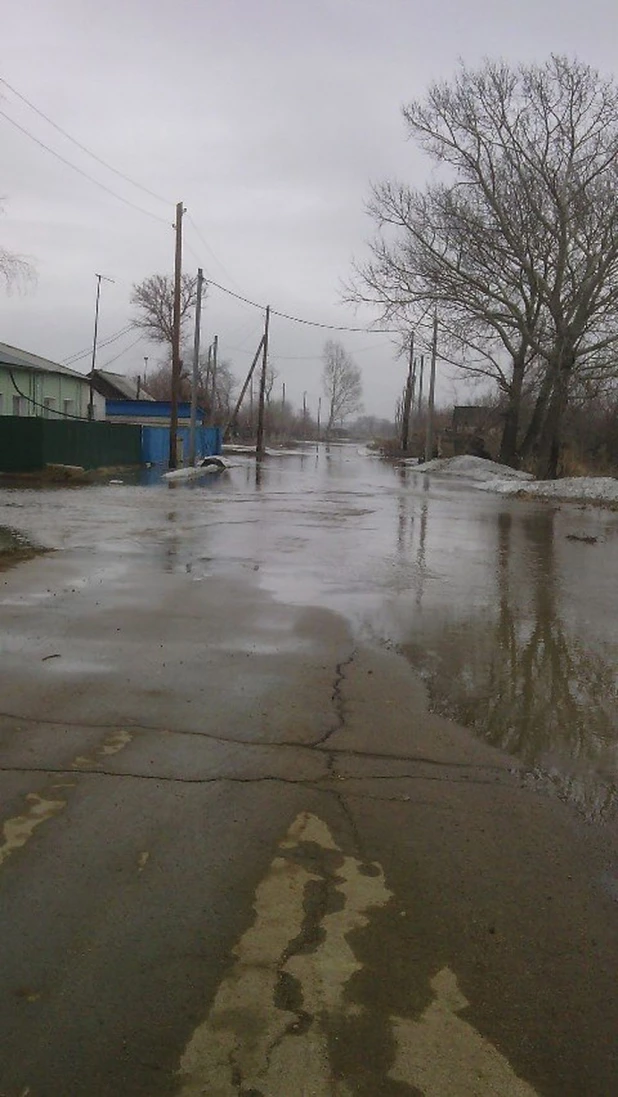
xmin=0 ymin=417 xmax=142 ymax=472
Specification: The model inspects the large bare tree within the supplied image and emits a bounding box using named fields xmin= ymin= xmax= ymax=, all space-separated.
xmin=322 ymin=340 xmax=363 ymax=436
xmin=130 ymin=273 xmax=199 ymax=345
xmin=351 ymin=57 xmax=618 ymax=476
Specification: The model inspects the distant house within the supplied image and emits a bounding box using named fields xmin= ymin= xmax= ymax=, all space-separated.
xmin=89 ymin=368 xmax=154 ymax=403
xmin=0 ymin=342 xmax=103 ymax=420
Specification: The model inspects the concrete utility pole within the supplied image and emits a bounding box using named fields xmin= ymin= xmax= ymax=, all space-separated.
xmin=189 ymin=266 xmax=204 ymax=466
xmin=255 ymin=306 xmax=271 ymax=458
xmin=424 ymin=314 xmax=438 ymax=462
xmin=169 ymin=200 xmax=184 ymax=469
xmin=89 ymin=272 xmax=114 ymax=420
xmin=401 ymin=331 xmax=415 ymax=452
xmin=143 ymin=356 xmax=149 ymax=386
xmin=210 ymin=334 xmax=218 ymax=425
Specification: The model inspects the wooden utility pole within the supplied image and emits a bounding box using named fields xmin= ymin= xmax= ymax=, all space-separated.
xmin=255 ymin=306 xmax=270 ymax=458
xmin=317 ymin=396 xmax=322 ymax=440
xmin=401 ymin=331 xmax=415 ymax=452
xmin=424 ymin=314 xmax=438 ymax=462
xmin=418 ymin=355 xmax=425 ymax=420
xmin=189 ymin=267 xmax=204 ymax=465
xmin=302 ymin=391 xmax=307 ymax=438
xmin=282 ymin=382 xmax=286 ymax=411
xmin=210 ymin=334 xmax=219 ymax=425
xmin=224 ymin=336 xmax=264 ymax=440
xmin=169 ymin=201 xmax=184 ymax=469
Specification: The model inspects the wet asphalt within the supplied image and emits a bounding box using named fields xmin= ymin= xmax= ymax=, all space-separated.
xmin=0 ymin=446 xmax=617 ymax=1096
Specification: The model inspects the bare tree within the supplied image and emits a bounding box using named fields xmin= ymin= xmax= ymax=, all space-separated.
xmin=322 ymin=340 xmax=363 ymax=436
xmin=130 ymin=273 xmax=199 ymax=345
xmin=1 ymin=202 xmax=34 ymax=293
xmin=351 ymin=57 xmax=618 ymax=477
xmin=141 ymin=349 xmax=236 ymax=421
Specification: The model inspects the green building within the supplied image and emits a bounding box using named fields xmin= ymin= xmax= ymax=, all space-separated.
xmin=0 ymin=341 xmax=102 ymax=419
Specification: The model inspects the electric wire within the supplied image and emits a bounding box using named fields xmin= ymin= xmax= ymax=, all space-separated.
xmin=62 ymin=325 xmax=134 ymax=365
xmin=0 ymin=77 xmax=171 ymax=206
xmin=8 ymin=369 xmax=92 ymax=420
xmin=0 ymin=109 xmax=170 ymax=224
xmin=203 ymin=275 xmax=400 ymax=333
xmin=100 ymin=335 xmax=144 ymax=369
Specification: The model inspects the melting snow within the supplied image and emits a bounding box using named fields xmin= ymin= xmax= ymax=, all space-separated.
xmin=409 ymin=455 xmax=618 ymax=504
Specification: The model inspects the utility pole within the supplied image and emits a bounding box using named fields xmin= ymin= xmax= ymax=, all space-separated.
xmin=143 ymin=356 xmax=149 ymax=387
xmin=424 ymin=314 xmax=438 ymax=462
xmin=317 ymin=396 xmax=322 ymax=441
xmin=418 ymin=355 xmax=425 ymax=420
xmin=189 ymin=266 xmax=204 ymax=465
xmin=89 ymin=272 xmax=114 ymax=420
xmin=255 ymin=306 xmax=271 ymax=458
xmin=210 ymin=334 xmax=219 ymax=425
xmin=282 ymin=382 xmax=286 ymax=411
xmin=224 ymin=336 xmax=264 ymax=440
xmin=401 ymin=331 xmax=415 ymax=453
xmin=169 ymin=200 xmax=184 ymax=469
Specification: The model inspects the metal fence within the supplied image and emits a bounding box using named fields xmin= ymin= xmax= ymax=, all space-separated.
xmin=0 ymin=417 xmax=142 ymax=472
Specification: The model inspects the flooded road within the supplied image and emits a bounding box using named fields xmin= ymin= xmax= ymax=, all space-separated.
xmin=3 ymin=445 xmax=617 ymax=822
xmin=2 ymin=447 xmax=618 ymax=1097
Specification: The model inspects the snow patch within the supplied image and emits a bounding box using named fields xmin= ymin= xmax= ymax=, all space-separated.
xmin=478 ymin=476 xmax=618 ymax=503
xmin=407 ymin=455 xmax=618 ymax=504
xmin=410 ymin=455 xmax=534 ymax=482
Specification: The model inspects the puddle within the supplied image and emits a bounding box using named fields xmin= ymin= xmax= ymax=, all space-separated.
xmin=3 ymin=448 xmax=618 ymax=823
xmin=399 ymin=508 xmax=618 ymax=822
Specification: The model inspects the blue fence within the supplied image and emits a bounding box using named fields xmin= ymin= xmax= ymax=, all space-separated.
xmin=141 ymin=425 xmax=222 ymax=465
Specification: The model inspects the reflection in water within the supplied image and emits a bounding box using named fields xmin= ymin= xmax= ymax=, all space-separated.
xmin=405 ymin=508 xmax=618 ymax=822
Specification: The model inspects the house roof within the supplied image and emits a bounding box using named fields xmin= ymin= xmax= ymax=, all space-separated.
xmin=90 ymin=369 xmax=154 ymax=401
xmin=0 ymin=341 xmax=88 ymax=380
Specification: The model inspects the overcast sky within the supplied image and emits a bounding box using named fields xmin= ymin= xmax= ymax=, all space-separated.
xmin=2 ymin=0 xmax=617 ymax=419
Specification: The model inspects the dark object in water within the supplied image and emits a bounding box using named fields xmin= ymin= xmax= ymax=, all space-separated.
xmin=200 ymin=457 xmax=226 ymax=471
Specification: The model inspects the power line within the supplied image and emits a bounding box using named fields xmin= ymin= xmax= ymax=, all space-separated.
xmin=100 ymin=335 xmax=144 ymax=369
xmin=0 ymin=76 xmax=171 ymax=206
xmin=203 ymin=275 xmax=400 ymax=333
xmin=0 ymin=109 xmax=170 ymax=225
xmin=63 ymin=324 xmax=134 ymax=365
xmin=186 ymin=215 xmax=248 ymax=296
xmin=8 ymin=369 xmax=92 ymax=421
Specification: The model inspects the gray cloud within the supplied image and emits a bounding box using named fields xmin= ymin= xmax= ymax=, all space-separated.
xmin=1 ymin=0 xmax=617 ymax=417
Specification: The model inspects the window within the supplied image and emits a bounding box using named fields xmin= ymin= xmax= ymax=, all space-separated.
xmin=12 ymin=396 xmax=25 ymax=416
xmin=63 ymin=399 xmax=75 ymax=418
xmin=43 ymin=397 xmax=55 ymax=418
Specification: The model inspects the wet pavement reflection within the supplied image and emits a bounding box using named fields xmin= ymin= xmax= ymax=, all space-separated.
xmin=1 ymin=444 xmax=617 ymax=821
